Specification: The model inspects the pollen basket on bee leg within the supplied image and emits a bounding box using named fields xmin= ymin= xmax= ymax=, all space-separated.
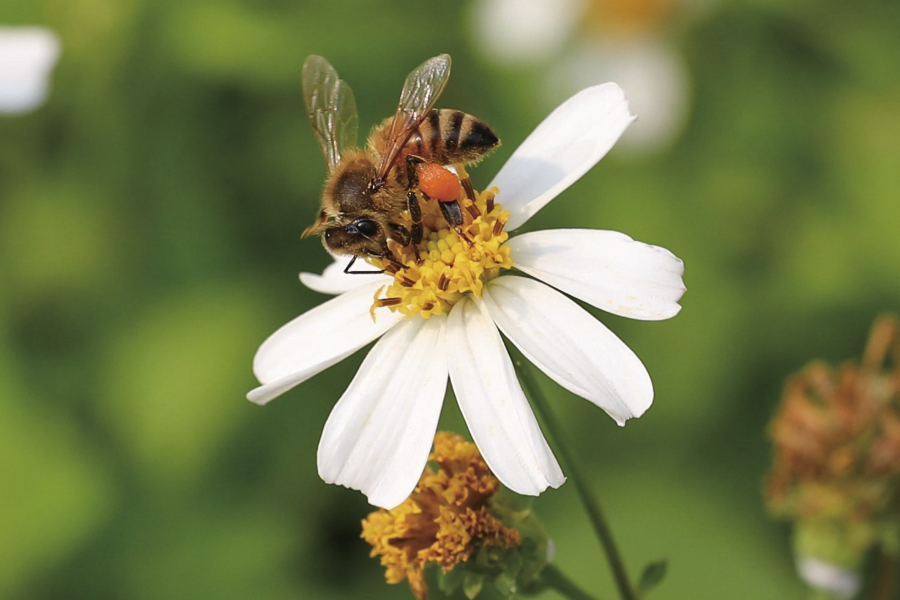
xmin=416 ymin=163 xmax=462 ymax=202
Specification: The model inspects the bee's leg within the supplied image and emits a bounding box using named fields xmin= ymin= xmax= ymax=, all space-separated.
xmin=439 ymin=201 xmax=474 ymax=247
xmin=438 ymin=200 xmax=463 ymax=228
xmin=406 ymin=191 xmax=423 ymax=246
xmin=387 ymin=223 xmax=419 ymax=268
xmin=395 ymin=194 xmax=424 ymax=266
xmin=440 ymin=164 xmax=474 ymax=246
xmin=342 ymin=255 xmax=386 ymax=275
xmin=405 ymin=154 xmax=425 ymax=187
xmin=389 ymin=223 xmax=410 ymax=246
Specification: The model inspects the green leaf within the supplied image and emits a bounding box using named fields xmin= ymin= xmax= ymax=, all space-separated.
xmin=638 ymin=559 xmax=668 ymax=594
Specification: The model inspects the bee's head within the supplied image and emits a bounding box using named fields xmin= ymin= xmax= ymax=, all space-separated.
xmin=322 ymin=216 xmax=386 ymax=257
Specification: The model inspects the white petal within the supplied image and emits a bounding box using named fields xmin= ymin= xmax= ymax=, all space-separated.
xmin=0 ymin=27 xmax=61 ymax=115
xmin=247 ymin=281 xmax=402 ymax=405
xmin=317 ymin=317 xmax=447 ymax=509
xmin=484 ymin=276 xmax=652 ymax=425
xmin=446 ymin=297 xmax=565 ymax=495
xmin=508 ymin=229 xmax=685 ymax=320
xmin=300 ymin=256 xmax=391 ymax=295
xmin=488 ymin=84 xmax=636 ymax=230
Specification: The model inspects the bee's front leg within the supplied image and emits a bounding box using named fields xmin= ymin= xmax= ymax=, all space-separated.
xmin=406 ymin=191 xmax=423 ymax=247
xmin=387 ymin=222 xmax=422 ymax=267
xmin=343 ymin=255 xmax=387 ymax=275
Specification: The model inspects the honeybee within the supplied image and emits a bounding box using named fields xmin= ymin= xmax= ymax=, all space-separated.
xmin=301 ymin=54 xmax=500 ymax=273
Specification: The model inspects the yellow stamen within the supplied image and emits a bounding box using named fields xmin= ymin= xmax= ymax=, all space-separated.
xmin=369 ymin=188 xmax=513 ymax=320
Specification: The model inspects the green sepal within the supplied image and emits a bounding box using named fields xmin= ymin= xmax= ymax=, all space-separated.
xmin=493 ymin=570 xmax=518 ymax=597
xmin=463 ymin=572 xmax=484 ymax=599
xmin=437 ymin=566 xmax=465 ymax=596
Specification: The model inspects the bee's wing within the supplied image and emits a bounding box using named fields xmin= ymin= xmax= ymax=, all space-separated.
xmin=302 ymin=55 xmax=359 ymax=173
xmin=375 ymin=54 xmax=451 ymax=180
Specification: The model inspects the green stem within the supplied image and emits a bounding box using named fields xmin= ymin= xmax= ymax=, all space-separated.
xmin=513 ymin=353 xmax=639 ymax=600
xmin=871 ymin=548 xmax=898 ymax=600
xmin=542 ymin=564 xmax=603 ymax=600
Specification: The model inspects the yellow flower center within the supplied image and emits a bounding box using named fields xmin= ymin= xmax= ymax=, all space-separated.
xmin=369 ymin=187 xmax=514 ymax=320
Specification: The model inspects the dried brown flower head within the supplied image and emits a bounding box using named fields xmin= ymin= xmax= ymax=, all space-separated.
xmin=765 ymin=314 xmax=900 ymax=571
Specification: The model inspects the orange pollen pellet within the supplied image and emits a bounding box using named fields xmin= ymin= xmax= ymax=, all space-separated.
xmin=417 ymin=163 xmax=462 ymax=202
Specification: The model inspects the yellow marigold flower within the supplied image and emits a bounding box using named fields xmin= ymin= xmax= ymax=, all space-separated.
xmin=361 ymin=432 xmax=520 ymax=600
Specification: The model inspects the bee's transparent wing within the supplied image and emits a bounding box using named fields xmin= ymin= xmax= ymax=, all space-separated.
xmin=376 ymin=54 xmax=451 ymax=180
xmin=302 ymin=55 xmax=359 ymax=173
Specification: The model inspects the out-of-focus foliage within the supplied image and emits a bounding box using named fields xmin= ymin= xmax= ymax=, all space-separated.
xmin=1 ymin=0 xmax=899 ymax=598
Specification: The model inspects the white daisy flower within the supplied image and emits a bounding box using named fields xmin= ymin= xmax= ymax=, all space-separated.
xmin=248 ymin=84 xmax=686 ymax=509
xmin=0 ymin=26 xmax=61 ymax=115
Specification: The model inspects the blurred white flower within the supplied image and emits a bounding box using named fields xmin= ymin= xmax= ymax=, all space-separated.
xmin=547 ymin=35 xmax=690 ymax=154
xmin=796 ymin=556 xmax=861 ymax=600
xmin=0 ymin=26 xmax=61 ymax=115
xmin=248 ymin=84 xmax=686 ymax=509
xmin=468 ymin=0 xmax=695 ymax=154
xmin=469 ymin=0 xmax=588 ymax=65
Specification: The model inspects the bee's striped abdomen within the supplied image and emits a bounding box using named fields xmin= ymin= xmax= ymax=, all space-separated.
xmin=415 ymin=109 xmax=500 ymax=165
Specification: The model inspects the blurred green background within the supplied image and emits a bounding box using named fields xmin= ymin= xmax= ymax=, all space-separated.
xmin=2 ymin=0 xmax=899 ymax=598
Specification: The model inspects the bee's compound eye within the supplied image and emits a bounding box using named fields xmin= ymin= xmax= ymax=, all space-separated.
xmin=352 ymin=218 xmax=379 ymax=237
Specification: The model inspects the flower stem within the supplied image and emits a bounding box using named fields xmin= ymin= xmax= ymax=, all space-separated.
xmin=872 ymin=548 xmax=899 ymax=600
xmin=542 ymin=564 xmax=603 ymax=600
xmin=513 ymin=353 xmax=640 ymax=600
